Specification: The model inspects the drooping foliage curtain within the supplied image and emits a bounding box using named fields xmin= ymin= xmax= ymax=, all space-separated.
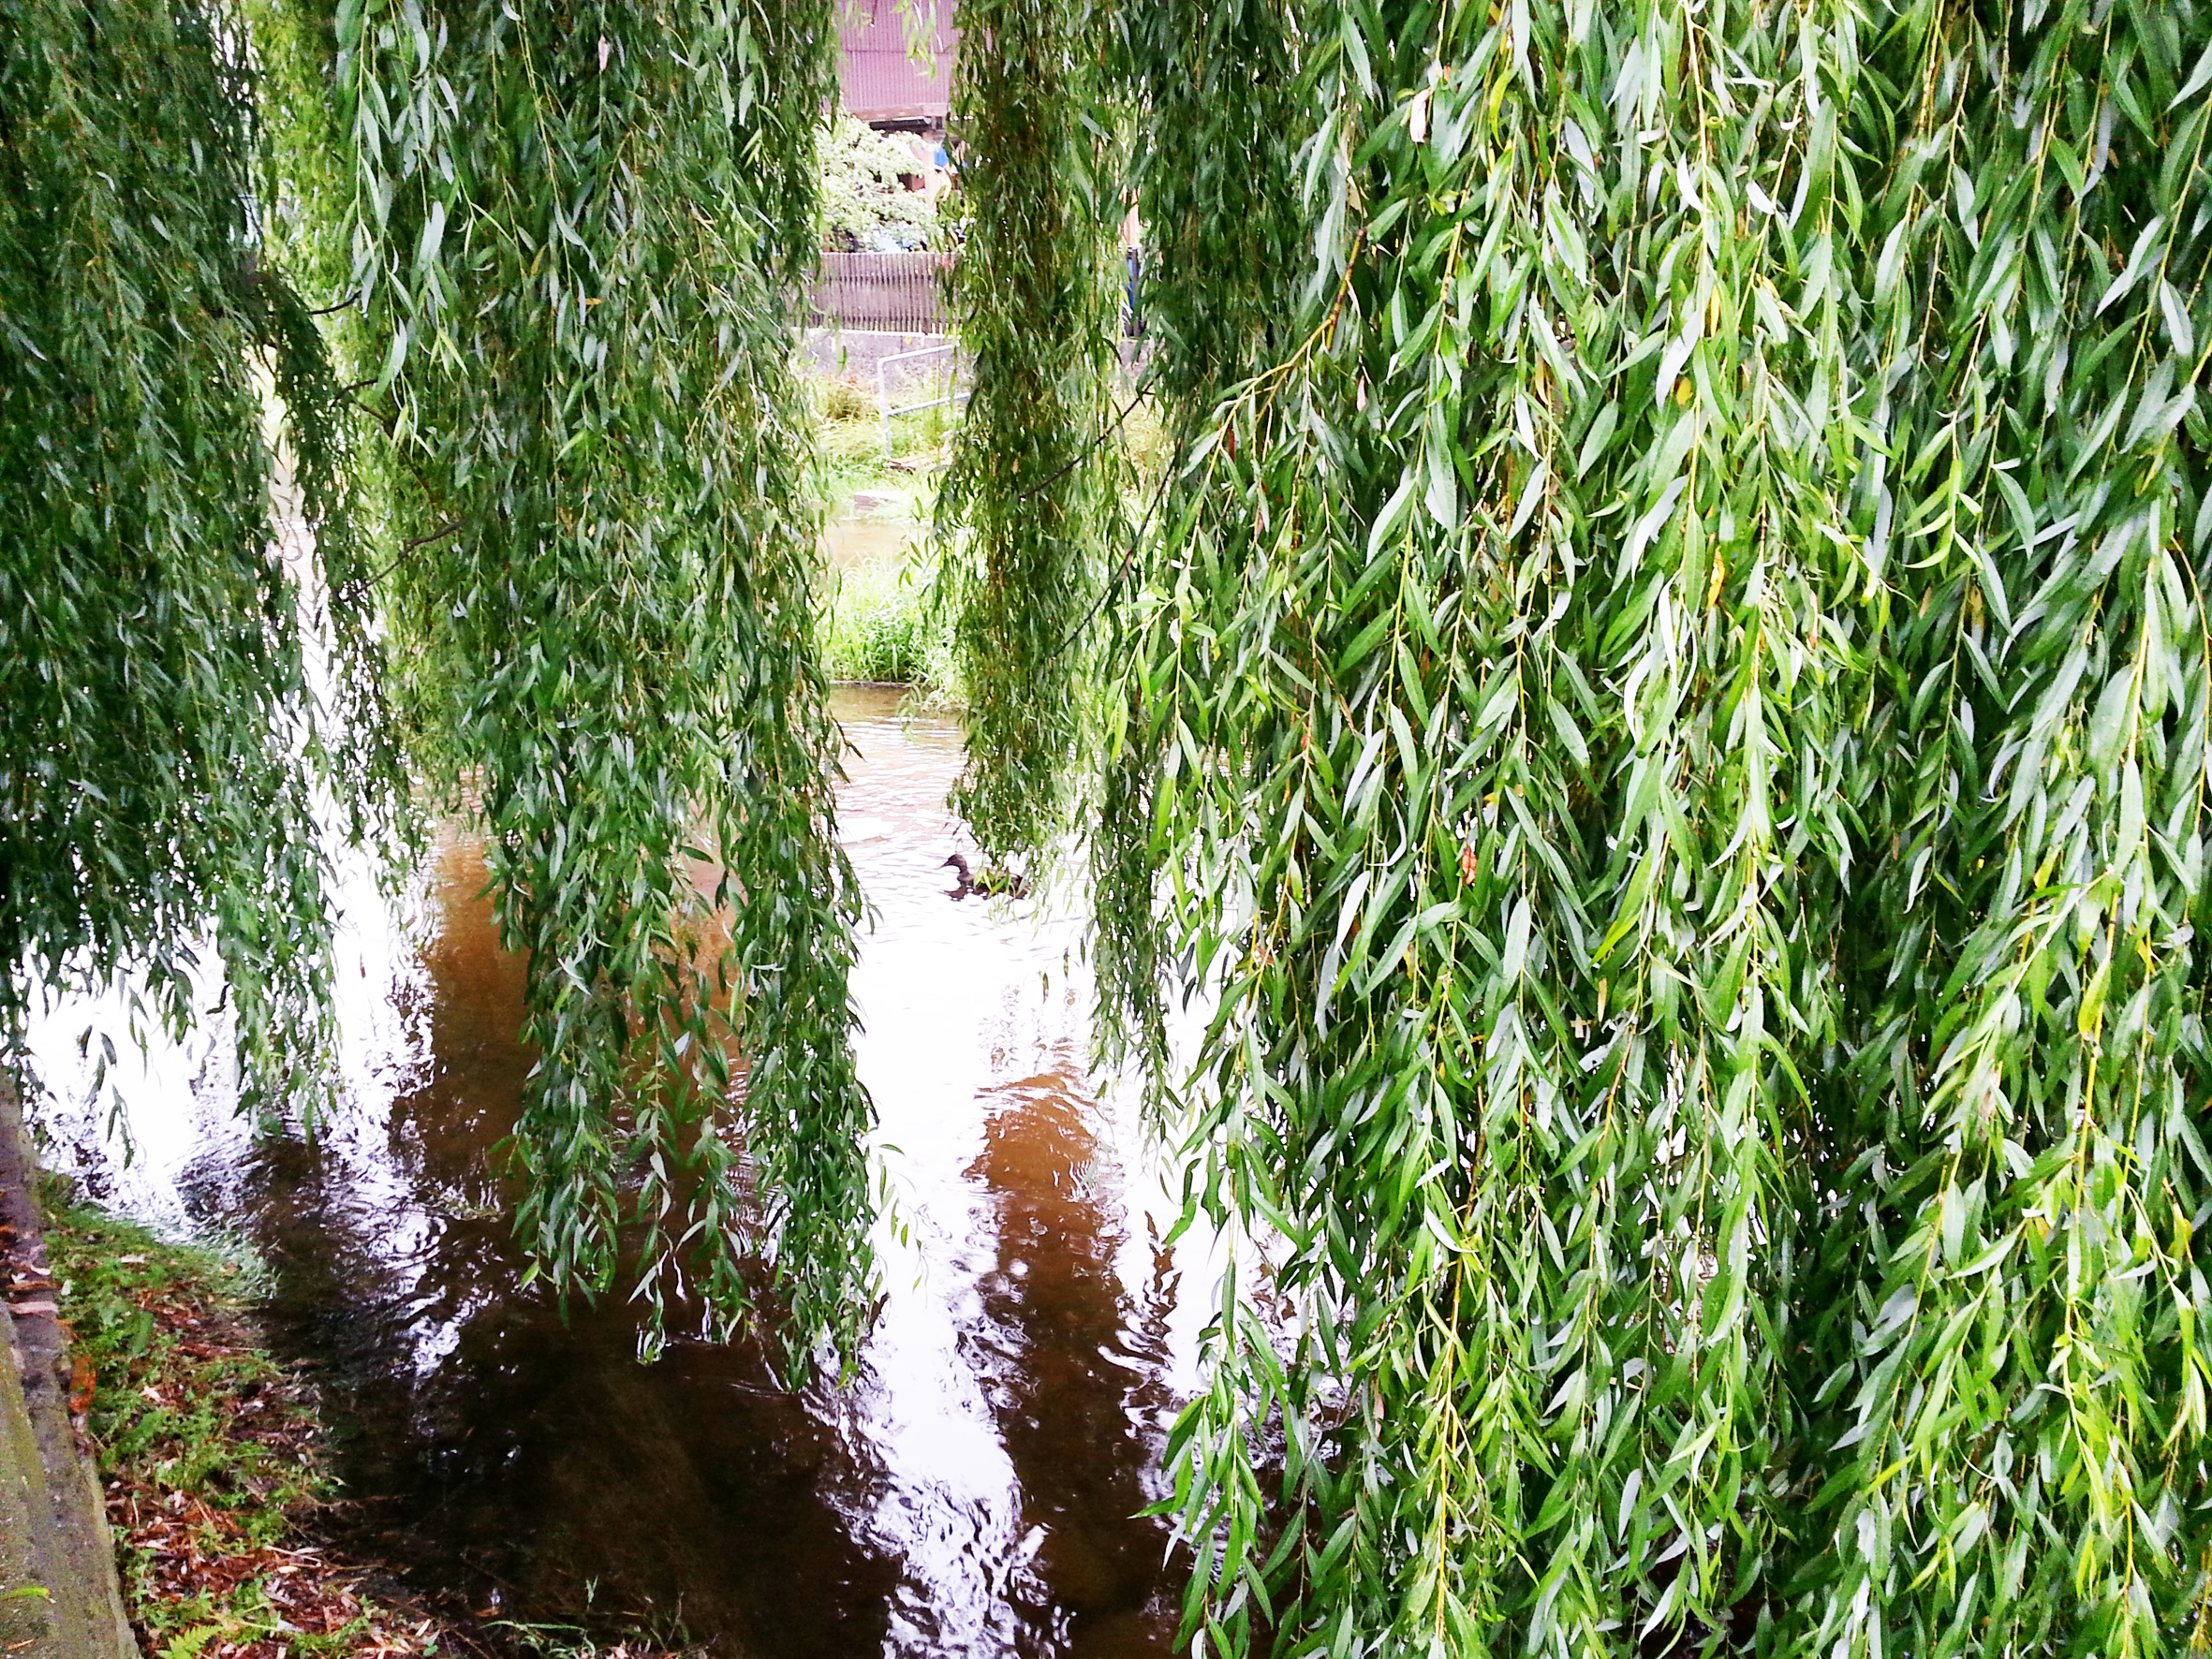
xmin=0 ymin=0 xmax=396 ymax=1107
xmin=1064 ymin=0 xmax=2212 ymax=1652
xmin=8 ymin=0 xmax=2212 ymax=1646
xmin=297 ymin=0 xmax=876 ymax=1365
xmin=5 ymin=0 xmax=875 ymax=1371
xmin=938 ymin=0 xmax=1126 ymax=868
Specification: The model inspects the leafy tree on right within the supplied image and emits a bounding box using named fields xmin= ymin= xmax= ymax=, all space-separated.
xmin=943 ymin=0 xmax=2212 ymax=1651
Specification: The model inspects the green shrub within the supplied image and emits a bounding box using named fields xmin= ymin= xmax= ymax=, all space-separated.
xmin=815 ymin=374 xmax=873 ymax=424
xmin=803 ymin=369 xmax=958 ymax=516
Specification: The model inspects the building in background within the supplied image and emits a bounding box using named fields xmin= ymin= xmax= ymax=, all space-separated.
xmin=838 ymin=0 xmax=957 ymax=199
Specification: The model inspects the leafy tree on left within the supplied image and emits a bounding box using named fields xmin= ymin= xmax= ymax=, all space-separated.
xmin=0 ymin=0 xmax=876 ymax=1371
xmin=0 ymin=0 xmax=401 ymax=1108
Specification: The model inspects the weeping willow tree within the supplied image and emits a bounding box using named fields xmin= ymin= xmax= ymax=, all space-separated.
xmin=1090 ymin=0 xmax=1305 ymax=1084
xmin=0 ymin=0 xmax=399 ymax=1109
xmin=292 ymin=0 xmax=877 ymax=1362
xmin=3 ymin=0 xmax=874 ymax=1370
xmin=12 ymin=0 xmax=2212 ymax=1646
xmin=951 ymin=0 xmax=2212 ymax=1652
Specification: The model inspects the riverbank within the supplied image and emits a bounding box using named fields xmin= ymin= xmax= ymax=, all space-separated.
xmin=805 ymin=368 xmax=962 ymax=697
xmin=1 ymin=1079 xmax=134 ymax=1659
xmin=39 ymin=1186 xmax=696 ymax=1659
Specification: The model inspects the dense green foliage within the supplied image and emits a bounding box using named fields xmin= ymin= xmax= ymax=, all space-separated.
xmin=1074 ymin=0 xmax=2212 ymax=1652
xmin=0 ymin=0 xmax=398 ymax=1110
xmin=936 ymin=0 xmax=1124 ymax=868
xmin=820 ymin=111 xmax=939 ymax=249
xmin=2 ymin=0 xmax=875 ymax=1369
xmin=821 ymin=547 xmax=964 ymax=691
xmin=1091 ymin=0 xmax=1306 ymax=1084
xmin=11 ymin=0 xmax=2212 ymax=1649
xmin=303 ymin=0 xmax=874 ymax=1362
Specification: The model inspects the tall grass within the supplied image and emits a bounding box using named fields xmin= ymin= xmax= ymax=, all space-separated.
xmin=806 ymin=371 xmax=961 ymax=513
xmin=803 ymin=367 xmax=963 ymax=697
xmin=818 ymin=542 xmax=963 ymax=697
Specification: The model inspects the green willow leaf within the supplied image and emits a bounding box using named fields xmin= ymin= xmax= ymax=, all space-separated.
xmin=291 ymin=0 xmax=875 ymax=1371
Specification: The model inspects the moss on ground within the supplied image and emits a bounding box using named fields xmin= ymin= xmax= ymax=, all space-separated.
xmin=41 ymin=1192 xmax=362 ymax=1658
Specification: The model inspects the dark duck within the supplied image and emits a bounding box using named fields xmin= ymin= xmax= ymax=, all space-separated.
xmin=942 ymin=852 xmax=1028 ymax=900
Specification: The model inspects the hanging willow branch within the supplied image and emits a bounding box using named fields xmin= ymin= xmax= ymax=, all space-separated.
xmin=0 ymin=0 xmax=400 ymax=1109
xmin=14 ymin=0 xmax=2212 ymax=1644
xmin=1800 ymin=5 xmax=2212 ymax=1648
xmin=1089 ymin=0 xmax=1304 ymax=1089
xmin=282 ymin=0 xmax=874 ymax=1370
xmin=1083 ymin=0 xmax=2212 ymax=1652
xmin=936 ymin=0 xmax=1124 ymax=870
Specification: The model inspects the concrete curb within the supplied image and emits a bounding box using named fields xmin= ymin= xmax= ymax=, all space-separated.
xmin=0 ymin=1074 xmax=136 ymax=1658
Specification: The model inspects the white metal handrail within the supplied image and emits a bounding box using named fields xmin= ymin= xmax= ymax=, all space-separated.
xmin=877 ymin=342 xmax=966 ymax=458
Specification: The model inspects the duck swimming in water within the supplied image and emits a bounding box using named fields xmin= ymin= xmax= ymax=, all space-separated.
xmin=942 ymin=853 xmax=1028 ymax=900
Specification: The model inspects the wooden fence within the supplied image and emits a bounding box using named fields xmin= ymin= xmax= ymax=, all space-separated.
xmin=811 ymin=251 xmax=951 ymax=335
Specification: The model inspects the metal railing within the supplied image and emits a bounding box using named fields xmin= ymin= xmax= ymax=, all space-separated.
xmin=877 ymin=343 xmax=966 ymax=459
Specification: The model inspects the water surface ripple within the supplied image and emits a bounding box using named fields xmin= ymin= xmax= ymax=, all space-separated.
xmin=27 ymin=686 xmax=1217 ymax=1658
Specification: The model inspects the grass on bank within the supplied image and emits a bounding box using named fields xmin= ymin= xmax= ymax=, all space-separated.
xmin=807 ymin=371 xmax=955 ymax=520
xmin=40 ymin=1190 xmax=357 ymax=1659
xmin=806 ymin=372 xmax=963 ymax=697
xmin=800 ymin=364 xmax=1171 ymax=700
xmin=818 ymin=544 xmax=963 ymax=695
xmin=40 ymin=1184 xmax=699 ymax=1659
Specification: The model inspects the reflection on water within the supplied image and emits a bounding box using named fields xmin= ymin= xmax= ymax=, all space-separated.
xmin=960 ymin=1079 xmax=1186 ymax=1652
xmin=23 ymin=686 xmax=1218 ymax=1658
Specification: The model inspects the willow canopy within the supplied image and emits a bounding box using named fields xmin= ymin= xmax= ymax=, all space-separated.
xmin=5 ymin=0 xmax=2210 ymax=1652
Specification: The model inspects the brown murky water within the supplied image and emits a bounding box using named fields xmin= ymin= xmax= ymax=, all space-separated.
xmin=25 ymin=686 xmax=1217 ymax=1657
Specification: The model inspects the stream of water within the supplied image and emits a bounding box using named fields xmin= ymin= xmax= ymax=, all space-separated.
xmin=23 ymin=685 xmax=1221 ymax=1658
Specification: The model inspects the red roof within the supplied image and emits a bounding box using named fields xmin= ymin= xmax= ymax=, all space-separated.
xmin=839 ymin=0 xmax=957 ymax=123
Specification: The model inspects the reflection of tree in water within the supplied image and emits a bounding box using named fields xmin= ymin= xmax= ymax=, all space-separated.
xmin=962 ymin=1072 xmax=1184 ymax=1658
xmin=140 ymin=821 xmax=1197 ymax=1659
xmin=181 ymin=838 xmax=900 ymax=1659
